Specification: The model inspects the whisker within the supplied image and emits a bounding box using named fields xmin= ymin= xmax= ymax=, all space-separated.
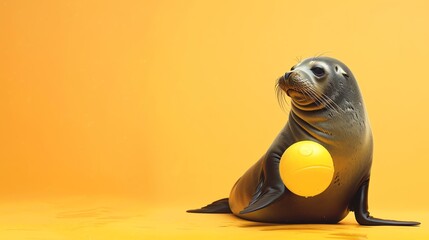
xmin=314 ymin=89 xmax=343 ymax=112
xmin=300 ymin=84 xmax=320 ymax=104
xmin=275 ymin=82 xmax=290 ymax=112
xmin=305 ymin=88 xmax=324 ymax=107
xmin=321 ymin=93 xmax=343 ymax=112
xmin=304 ymin=85 xmax=343 ymax=114
xmin=313 ymin=52 xmax=329 ymax=58
xmin=309 ymin=89 xmax=337 ymax=111
xmin=301 ymin=87 xmax=320 ymax=105
xmin=315 ymin=92 xmax=340 ymax=113
xmin=300 ymin=87 xmax=336 ymax=114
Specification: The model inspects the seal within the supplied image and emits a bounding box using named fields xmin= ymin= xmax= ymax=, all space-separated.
xmin=188 ymin=57 xmax=420 ymax=226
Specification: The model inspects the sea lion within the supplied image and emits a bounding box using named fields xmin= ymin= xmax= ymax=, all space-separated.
xmin=188 ymin=57 xmax=420 ymax=226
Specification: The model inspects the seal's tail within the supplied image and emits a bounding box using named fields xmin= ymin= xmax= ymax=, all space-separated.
xmin=187 ymin=198 xmax=232 ymax=214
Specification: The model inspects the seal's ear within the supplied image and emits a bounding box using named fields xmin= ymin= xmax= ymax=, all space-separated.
xmin=335 ymin=65 xmax=349 ymax=78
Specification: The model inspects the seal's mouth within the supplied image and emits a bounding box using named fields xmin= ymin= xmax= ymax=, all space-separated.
xmin=276 ymin=75 xmax=312 ymax=107
xmin=286 ymin=89 xmax=302 ymax=97
xmin=278 ymin=75 xmax=307 ymax=99
xmin=286 ymin=89 xmax=311 ymax=103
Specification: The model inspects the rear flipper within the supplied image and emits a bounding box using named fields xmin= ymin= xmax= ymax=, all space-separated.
xmin=352 ymin=180 xmax=420 ymax=226
xmin=187 ymin=198 xmax=232 ymax=214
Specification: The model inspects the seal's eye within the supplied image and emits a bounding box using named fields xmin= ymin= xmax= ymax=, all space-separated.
xmin=310 ymin=67 xmax=325 ymax=77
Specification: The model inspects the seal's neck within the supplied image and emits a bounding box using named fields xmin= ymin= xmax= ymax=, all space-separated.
xmin=290 ymin=105 xmax=333 ymax=131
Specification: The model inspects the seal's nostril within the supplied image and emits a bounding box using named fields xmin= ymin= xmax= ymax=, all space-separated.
xmin=285 ymin=72 xmax=292 ymax=79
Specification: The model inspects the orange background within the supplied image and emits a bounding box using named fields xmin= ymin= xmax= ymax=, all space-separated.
xmin=1 ymin=0 xmax=429 ymax=215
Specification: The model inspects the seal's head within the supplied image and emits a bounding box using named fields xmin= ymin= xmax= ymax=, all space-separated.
xmin=276 ymin=57 xmax=355 ymax=112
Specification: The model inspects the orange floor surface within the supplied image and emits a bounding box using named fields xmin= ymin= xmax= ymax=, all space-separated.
xmin=0 ymin=197 xmax=426 ymax=240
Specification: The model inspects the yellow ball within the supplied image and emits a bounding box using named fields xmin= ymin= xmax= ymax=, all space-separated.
xmin=279 ymin=141 xmax=334 ymax=197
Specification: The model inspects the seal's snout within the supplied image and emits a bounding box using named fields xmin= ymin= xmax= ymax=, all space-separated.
xmin=278 ymin=71 xmax=293 ymax=89
xmin=285 ymin=71 xmax=305 ymax=88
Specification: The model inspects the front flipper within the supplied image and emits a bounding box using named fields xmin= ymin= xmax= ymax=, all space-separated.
xmin=353 ymin=180 xmax=420 ymax=226
xmin=240 ymin=154 xmax=285 ymax=214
